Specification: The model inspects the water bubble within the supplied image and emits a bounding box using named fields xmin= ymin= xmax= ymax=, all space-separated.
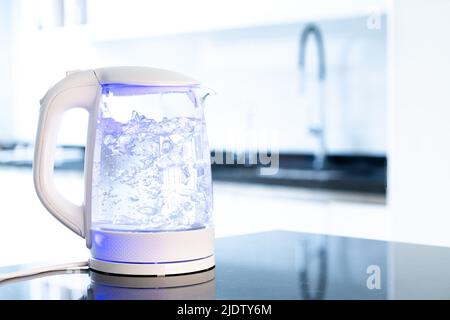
xmin=150 ymin=215 xmax=169 ymax=228
xmin=181 ymin=201 xmax=193 ymax=211
xmin=190 ymin=192 xmax=206 ymax=203
xmin=103 ymin=134 xmax=116 ymax=146
xmin=159 ymin=117 xmax=177 ymax=136
xmin=118 ymin=135 xmax=132 ymax=146
xmin=170 ymin=133 xmax=185 ymax=144
xmin=137 ymin=206 xmax=158 ymax=216
xmin=161 ymin=139 xmax=173 ymax=154
xmin=131 ymin=110 xmax=142 ymax=121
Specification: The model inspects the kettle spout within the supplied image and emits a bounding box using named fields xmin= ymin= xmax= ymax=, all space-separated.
xmin=199 ymin=87 xmax=216 ymax=105
xmin=188 ymin=87 xmax=216 ymax=108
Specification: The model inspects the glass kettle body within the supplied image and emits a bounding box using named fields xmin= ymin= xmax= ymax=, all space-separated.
xmin=33 ymin=67 xmax=215 ymax=275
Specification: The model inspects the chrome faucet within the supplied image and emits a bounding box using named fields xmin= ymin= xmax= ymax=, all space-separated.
xmin=299 ymin=24 xmax=327 ymax=170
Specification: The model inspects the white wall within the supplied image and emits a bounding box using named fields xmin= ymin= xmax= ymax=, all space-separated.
xmin=7 ymin=0 xmax=95 ymax=145
xmin=88 ymin=18 xmax=388 ymax=154
xmin=388 ymin=0 xmax=450 ymax=246
xmin=0 ymin=0 xmax=14 ymax=141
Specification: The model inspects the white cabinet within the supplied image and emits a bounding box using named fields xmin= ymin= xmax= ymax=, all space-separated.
xmin=388 ymin=0 xmax=450 ymax=247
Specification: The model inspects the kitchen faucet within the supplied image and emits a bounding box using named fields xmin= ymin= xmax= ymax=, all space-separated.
xmin=299 ymin=24 xmax=327 ymax=170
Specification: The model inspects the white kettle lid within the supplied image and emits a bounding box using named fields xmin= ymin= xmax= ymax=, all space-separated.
xmin=94 ymin=66 xmax=200 ymax=86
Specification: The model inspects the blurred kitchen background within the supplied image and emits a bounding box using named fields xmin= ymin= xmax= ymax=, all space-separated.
xmin=0 ymin=0 xmax=449 ymax=266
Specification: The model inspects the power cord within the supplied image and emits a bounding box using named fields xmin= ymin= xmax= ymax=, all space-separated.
xmin=0 ymin=261 xmax=89 ymax=283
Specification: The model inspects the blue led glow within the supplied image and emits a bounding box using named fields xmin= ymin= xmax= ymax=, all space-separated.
xmin=93 ymin=255 xmax=214 ymax=265
xmin=101 ymin=83 xmax=199 ymax=96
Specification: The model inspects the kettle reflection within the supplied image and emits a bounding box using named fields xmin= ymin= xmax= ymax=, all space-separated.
xmin=296 ymin=236 xmax=328 ymax=300
xmin=85 ymin=268 xmax=216 ymax=300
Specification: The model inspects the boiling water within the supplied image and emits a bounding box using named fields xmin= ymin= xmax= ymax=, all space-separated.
xmin=91 ymin=111 xmax=213 ymax=232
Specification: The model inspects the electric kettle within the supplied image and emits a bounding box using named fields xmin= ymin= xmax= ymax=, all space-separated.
xmin=33 ymin=66 xmax=214 ymax=276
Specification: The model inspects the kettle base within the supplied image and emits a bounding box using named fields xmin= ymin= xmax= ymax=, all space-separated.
xmin=88 ymin=255 xmax=215 ymax=276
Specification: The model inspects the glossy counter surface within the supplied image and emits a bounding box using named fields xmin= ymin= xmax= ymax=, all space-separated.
xmin=1 ymin=230 xmax=449 ymax=299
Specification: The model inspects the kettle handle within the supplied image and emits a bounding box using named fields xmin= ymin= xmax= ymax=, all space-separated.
xmin=33 ymin=70 xmax=100 ymax=238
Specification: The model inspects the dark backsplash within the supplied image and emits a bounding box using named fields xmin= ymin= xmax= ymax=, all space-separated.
xmin=211 ymin=152 xmax=386 ymax=194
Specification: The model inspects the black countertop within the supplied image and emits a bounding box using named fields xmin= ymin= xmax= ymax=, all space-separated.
xmin=1 ymin=230 xmax=449 ymax=300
